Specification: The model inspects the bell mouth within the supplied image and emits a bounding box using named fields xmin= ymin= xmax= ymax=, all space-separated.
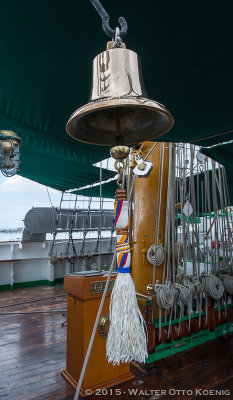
xmin=66 ymin=97 xmax=174 ymax=146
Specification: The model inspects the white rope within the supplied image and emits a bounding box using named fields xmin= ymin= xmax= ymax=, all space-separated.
xmin=46 ymin=186 xmax=53 ymax=208
xmin=171 ymin=241 xmax=183 ymax=262
xmin=49 ymin=254 xmax=58 ymax=265
xmin=153 ymin=143 xmax=164 ymax=287
xmin=106 ymin=273 xmax=148 ymax=364
xmin=175 ymin=283 xmax=191 ymax=306
xmin=190 ymin=278 xmax=202 ymax=295
xmin=156 ymin=282 xmax=174 ymax=310
xmin=202 ymin=274 xmax=224 ymax=300
xmin=147 ymin=243 xmax=165 ymax=266
xmin=223 ymin=276 xmax=233 ymax=295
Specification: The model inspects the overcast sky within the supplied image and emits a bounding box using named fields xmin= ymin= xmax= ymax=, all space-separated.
xmin=0 ymin=174 xmax=63 ymax=229
xmin=0 ymin=159 xmax=115 ymax=229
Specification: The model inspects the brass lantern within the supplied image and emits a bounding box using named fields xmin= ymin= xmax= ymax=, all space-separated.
xmin=0 ymin=130 xmax=22 ymax=177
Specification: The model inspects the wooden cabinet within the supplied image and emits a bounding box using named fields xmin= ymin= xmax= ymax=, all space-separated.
xmin=62 ymin=275 xmax=134 ymax=397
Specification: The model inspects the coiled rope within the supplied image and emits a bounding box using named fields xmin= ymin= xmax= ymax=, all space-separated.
xmin=202 ymin=274 xmax=224 ymax=300
xmin=190 ymin=278 xmax=203 ymax=295
xmin=156 ymin=282 xmax=174 ymax=310
xmin=156 ymin=282 xmax=174 ymax=342
xmin=223 ymin=276 xmax=233 ymax=295
xmin=147 ymin=243 xmax=165 ymax=266
xmin=49 ymin=254 xmax=58 ymax=265
xmin=175 ymin=283 xmax=192 ymax=305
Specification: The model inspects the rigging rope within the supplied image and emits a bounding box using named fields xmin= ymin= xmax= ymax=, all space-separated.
xmin=156 ymin=282 xmax=174 ymax=309
xmin=147 ymin=243 xmax=165 ymax=266
xmin=222 ymin=275 xmax=233 ymax=295
xmin=202 ymin=274 xmax=224 ymax=300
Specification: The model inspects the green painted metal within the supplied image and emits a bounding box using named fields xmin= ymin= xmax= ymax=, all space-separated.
xmin=0 ymin=280 xmax=55 ymax=290
xmin=0 ymin=0 xmax=231 ymax=194
xmin=146 ymin=322 xmax=233 ymax=363
xmin=0 ymin=284 xmax=12 ymax=291
xmin=54 ymin=277 xmax=64 ymax=285
xmin=13 ymin=280 xmax=55 ymax=289
xmin=153 ymin=311 xmax=205 ymax=329
xmin=0 ymin=278 xmax=65 ymax=290
xmin=146 ymin=304 xmax=233 ymax=363
xmin=153 ymin=303 xmax=233 ymax=328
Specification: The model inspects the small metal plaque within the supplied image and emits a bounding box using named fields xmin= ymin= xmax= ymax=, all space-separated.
xmin=91 ymin=280 xmax=115 ymax=294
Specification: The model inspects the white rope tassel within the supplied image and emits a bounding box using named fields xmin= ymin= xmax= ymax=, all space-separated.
xmin=107 ymin=192 xmax=148 ymax=365
xmin=106 ymin=273 xmax=148 ymax=365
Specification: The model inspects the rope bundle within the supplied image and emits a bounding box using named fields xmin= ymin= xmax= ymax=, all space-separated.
xmin=156 ymin=282 xmax=174 ymax=309
xmin=147 ymin=243 xmax=165 ymax=266
xmin=202 ymin=275 xmax=224 ymax=300
xmin=186 ymin=282 xmax=196 ymax=295
xmin=49 ymin=254 xmax=58 ymax=265
xmin=175 ymin=283 xmax=191 ymax=305
xmin=223 ymin=276 xmax=233 ymax=295
xmin=191 ymin=279 xmax=203 ymax=295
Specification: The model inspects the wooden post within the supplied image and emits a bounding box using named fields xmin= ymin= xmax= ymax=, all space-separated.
xmin=132 ymin=141 xmax=170 ymax=317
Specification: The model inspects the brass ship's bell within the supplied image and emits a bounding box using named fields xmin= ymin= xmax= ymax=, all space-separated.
xmin=66 ymin=43 xmax=174 ymax=146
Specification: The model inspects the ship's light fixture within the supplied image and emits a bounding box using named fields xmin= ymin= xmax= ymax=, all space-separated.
xmin=0 ymin=130 xmax=22 ymax=177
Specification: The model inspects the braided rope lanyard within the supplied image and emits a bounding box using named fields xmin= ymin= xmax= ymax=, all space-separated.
xmin=112 ymin=155 xmax=131 ymax=273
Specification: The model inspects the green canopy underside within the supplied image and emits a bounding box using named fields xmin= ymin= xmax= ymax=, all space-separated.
xmin=0 ymin=0 xmax=232 ymax=194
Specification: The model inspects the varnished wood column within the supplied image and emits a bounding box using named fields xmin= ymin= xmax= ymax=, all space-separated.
xmin=132 ymin=141 xmax=170 ymax=317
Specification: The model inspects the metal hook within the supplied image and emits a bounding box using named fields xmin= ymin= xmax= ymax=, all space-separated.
xmin=90 ymin=0 xmax=128 ymax=40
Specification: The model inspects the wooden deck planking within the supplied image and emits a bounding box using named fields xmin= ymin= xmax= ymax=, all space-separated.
xmin=0 ymin=286 xmax=232 ymax=399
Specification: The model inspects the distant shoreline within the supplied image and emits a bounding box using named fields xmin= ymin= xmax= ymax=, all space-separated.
xmin=0 ymin=228 xmax=23 ymax=233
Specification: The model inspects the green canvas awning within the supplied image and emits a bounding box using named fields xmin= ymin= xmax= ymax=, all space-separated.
xmin=0 ymin=0 xmax=232 ymax=194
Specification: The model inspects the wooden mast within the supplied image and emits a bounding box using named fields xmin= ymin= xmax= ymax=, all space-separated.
xmin=132 ymin=141 xmax=170 ymax=317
